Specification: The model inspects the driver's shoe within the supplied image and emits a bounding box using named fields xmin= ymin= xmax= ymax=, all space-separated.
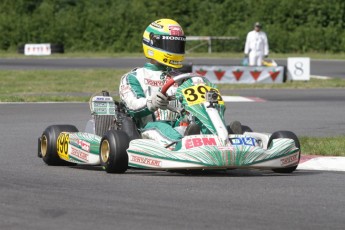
xmin=229 ymin=121 xmax=243 ymax=134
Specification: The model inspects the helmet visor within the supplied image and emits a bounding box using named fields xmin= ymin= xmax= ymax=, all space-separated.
xmin=145 ymin=34 xmax=186 ymax=54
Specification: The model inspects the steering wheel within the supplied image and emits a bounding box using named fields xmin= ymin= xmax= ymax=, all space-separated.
xmin=161 ymin=73 xmax=201 ymax=96
xmin=160 ymin=73 xmax=203 ymax=113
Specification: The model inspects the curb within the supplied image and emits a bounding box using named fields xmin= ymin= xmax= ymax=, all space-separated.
xmin=297 ymin=155 xmax=345 ymax=172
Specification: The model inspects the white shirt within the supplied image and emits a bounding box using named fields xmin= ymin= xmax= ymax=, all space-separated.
xmin=244 ymin=30 xmax=269 ymax=56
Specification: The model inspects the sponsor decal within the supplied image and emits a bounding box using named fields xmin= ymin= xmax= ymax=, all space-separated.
xmin=57 ymin=133 xmax=69 ymax=161
xmin=120 ymin=85 xmax=131 ymax=94
xmin=77 ymin=140 xmax=90 ymax=152
xmin=151 ymin=22 xmax=163 ymax=29
xmin=214 ymin=69 xmax=225 ymax=81
xmin=161 ymin=35 xmax=186 ymax=41
xmin=250 ymin=70 xmax=262 ymax=81
xmin=94 ymin=102 xmax=107 ymax=107
xmin=169 ymin=25 xmax=183 ymax=36
xmin=94 ymin=108 xmax=107 ymax=113
xmin=218 ymin=146 xmax=234 ymax=151
xmin=185 ymin=137 xmax=217 ymax=149
xmin=230 ymin=137 xmax=257 ymax=147
xmin=169 ymin=60 xmax=182 ymax=65
xmin=70 ymin=147 xmax=88 ymax=162
xmin=232 ymin=69 xmax=244 ymax=81
xmin=144 ymin=78 xmax=164 ymax=87
xmin=269 ymin=70 xmax=280 ymax=81
xmin=94 ymin=97 xmax=112 ymax=101
xmin=131 ymin=155 xmax=161 ymax=167
xmin=280 ymin=154 xmax=298 ymax=166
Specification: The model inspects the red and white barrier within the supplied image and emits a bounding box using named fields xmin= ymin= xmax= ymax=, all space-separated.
xmin=192 ymin=65 xmax=285 ymax=84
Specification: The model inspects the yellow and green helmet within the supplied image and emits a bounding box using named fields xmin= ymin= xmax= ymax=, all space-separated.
xmin=142 ymin=18 xmax=186 ymax=69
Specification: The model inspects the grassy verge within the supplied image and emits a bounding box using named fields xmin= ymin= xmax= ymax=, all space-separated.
xmin=1 ymin=68 xmax=345 ymax=102
xmin=0 ymin=69 xmax=129 ymax=102
xmin=1 ymin=51 xmax=345 ymax=60
xmin=300 ymin=136 xmax=345 ymax=156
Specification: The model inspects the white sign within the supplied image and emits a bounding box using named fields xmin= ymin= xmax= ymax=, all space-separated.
xmin=287 ymin=57 xmax=310 ymax=81
xmin=192 ymin=65 xmax=285 ymax=84
xmin=24 ymin=43 xmax=51 ymax=56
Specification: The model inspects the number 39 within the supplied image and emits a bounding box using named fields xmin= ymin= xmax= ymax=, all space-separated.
xmin=183 ymin=85 xmax=222 ymax=103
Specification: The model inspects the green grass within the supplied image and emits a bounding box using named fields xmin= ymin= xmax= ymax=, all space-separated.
xmin=0 ymin=69 xmax=129 ymax=102
xmin=1 ymin=51 xmax=345 ymax=59
xmin=300 ymin=136 xmax=345 ymax=156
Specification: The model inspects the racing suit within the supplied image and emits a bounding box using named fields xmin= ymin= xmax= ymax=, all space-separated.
xmin=119 ymin=63 xmax=182 ymax=145
xmin=244 ymin=30 xmax=269 ymax=66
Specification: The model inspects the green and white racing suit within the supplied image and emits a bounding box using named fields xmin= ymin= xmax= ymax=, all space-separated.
xmin=119 ymin=63 xmax=183 ymax=145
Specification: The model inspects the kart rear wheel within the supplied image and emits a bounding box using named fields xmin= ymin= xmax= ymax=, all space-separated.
xmin=100 ymin=130 xmax=129 ymax=173
xmin=40 ymin=125 xmax=78 ymax=166
xmin=268 ymin=131 xmax=301 ymax=173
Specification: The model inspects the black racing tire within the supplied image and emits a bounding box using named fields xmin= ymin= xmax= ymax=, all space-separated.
xmin=227 ymin=122 xmax=253 ymax=134
xmin=100 ymin=130 xmax=130 ymax=173
xmin=241 ymin=125 xmax=253 ymax=133
xmin=268 ymin=131 xmax=301 ymax=173
xmin=120 ymin=117 xmax=141 ymax=141
xmin=40 ymin=125 xmax=78 ymax=166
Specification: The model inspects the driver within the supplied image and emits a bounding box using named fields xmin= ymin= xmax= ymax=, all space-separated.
xmin=119 ymin=18 xmax=186 ymax=145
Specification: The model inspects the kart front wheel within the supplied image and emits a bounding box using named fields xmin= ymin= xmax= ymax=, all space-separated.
xmin=40 ymin=125 xmax=78 ymax=166
xmin=268 ymin=131 xmax=301 ymax=173
xmin=100 ymin=130 xmax=129 ymax=173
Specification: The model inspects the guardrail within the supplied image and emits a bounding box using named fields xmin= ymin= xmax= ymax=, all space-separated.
xmin=186 ymin=36 xmax=239 ymax=53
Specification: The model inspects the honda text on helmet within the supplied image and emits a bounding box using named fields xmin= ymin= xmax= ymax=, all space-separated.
xmin=142 ymin=18 xmax=186 ymax=69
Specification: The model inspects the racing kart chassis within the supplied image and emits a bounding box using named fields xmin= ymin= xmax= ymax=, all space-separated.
xmin=38 ymin=73 xmax=301 ymax=174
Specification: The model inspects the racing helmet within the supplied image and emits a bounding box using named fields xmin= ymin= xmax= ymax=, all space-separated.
xmin=142 ymin=18 xmax=186 ymax=69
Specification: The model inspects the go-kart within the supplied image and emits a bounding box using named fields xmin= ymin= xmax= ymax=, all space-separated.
xmin=38 ymin=73 xmax=301 ymax=174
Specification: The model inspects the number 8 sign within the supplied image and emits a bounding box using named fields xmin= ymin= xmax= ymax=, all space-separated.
xmin=287 ymin=57 xmax=310 ymax=81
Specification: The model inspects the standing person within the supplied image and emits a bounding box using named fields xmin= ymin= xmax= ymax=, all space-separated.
xmin=244 ymin=22 xmax=269 ymax=66
xmin=119 ymin=18 xmax=186 ymax=146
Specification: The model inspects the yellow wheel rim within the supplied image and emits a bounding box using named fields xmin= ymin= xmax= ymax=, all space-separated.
xmin=101 ymin=140 xmax=110 ymax=163
xmin=41 ymin=135 xmax=48 ymax=157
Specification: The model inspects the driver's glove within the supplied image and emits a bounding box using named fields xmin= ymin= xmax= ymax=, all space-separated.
xmin=147 ymin=91 xmax=169 ymax=111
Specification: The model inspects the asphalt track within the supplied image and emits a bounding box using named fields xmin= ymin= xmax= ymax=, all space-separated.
xmin=0 ymin=58 xmax=345 ymax=229
xmin=0 ymin=102 xmax=345 ymax=230
xmin=0 ymin=57 xmax=344 ymax=78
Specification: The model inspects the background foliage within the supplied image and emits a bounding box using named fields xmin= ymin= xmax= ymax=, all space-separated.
xmin=0 ymin=0 xmax=344 ymax=53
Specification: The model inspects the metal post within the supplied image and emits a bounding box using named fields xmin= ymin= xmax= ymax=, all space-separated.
xmin=208 ymin=37 xmax=212 ymax=53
